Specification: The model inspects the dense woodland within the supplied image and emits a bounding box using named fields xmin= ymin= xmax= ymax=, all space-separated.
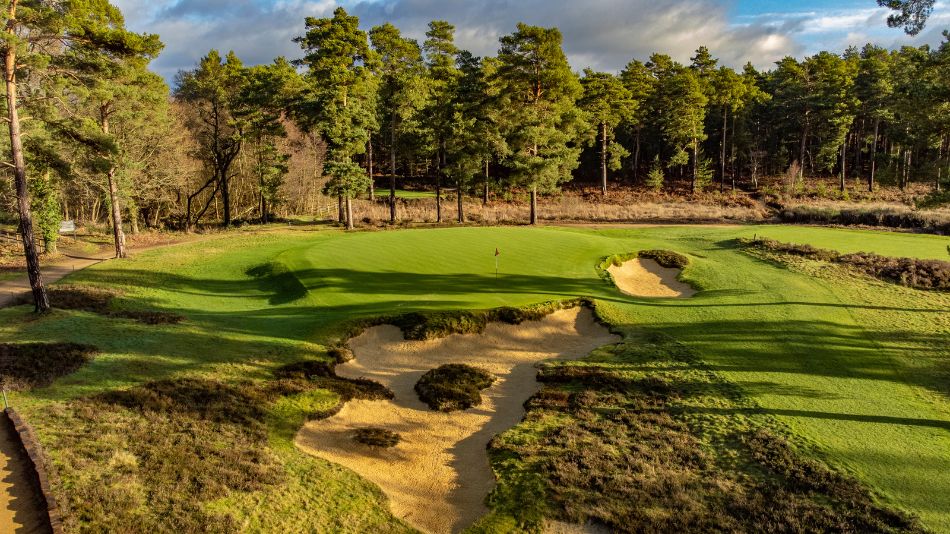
xmin=0 ymin=1 xmax=944 ymax=309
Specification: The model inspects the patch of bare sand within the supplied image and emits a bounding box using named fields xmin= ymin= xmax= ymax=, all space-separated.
xmin=607 ymin=258 xmax=696 ymax=298
xmin=295 ymin=307 xmax=620 ymax=534
xmin=0 ymin=417 xmax=49 ymax=533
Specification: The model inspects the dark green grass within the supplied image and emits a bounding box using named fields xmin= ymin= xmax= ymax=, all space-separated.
xmin=0 ymin=225 xmax=947 ymax=531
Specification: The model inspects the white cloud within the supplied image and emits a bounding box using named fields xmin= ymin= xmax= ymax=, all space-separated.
xmin=112 ymin=0 xmax=950 ymax=85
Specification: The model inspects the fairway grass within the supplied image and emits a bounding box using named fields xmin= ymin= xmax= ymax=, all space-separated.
xmin=0 ymin=224 xmax=947 ymax=532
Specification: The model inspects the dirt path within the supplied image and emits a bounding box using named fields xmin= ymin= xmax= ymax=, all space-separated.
xmin=296 ymin=307 xmax=620 ymax=534
xmin=607 ymin=258 xmax=696 ymax=298
xmin=0 ymin=417 xmax=49 ymax=533
xmin=0 ymin=250 xmax=114 ymax=308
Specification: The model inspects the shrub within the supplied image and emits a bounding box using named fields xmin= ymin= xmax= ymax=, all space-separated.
xmin=778 ymin=205 xmax=950 ymax=235
xmin=741 ymin=238 xmax=950 ymax=290
xmin=415 ymin=364 xmax=496 ymax=412
xmin=273 ymin=360 xmax=393 ymax=402
xmin=646 ymin=156 xmax=665 ymax=191
xmin=0 ymin=342 xmax=98 ymax=390
xmin=638 ymin=249 xmax=690 ymax=269
xmin=19 ymin=285 xmax=184 ymax=324
xmin=353 ymin=427 xmax=401 ymax=448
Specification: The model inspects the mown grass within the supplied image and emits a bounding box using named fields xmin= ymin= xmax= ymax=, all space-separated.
xmin=0 ymin=225 xmax=947 ymax=532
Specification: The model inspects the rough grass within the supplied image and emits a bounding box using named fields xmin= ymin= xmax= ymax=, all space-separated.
xmin=742 ymin=237 xmax=950 ymax=290
xmin=415 ymin=364 xmax=496 ymax=412
xmin=20 ymin=285 xmax=184 ymax=324
xmin=353 ymin=427 xmax=401 ymax=448
xmin=0 ymin=342 xmax=98 ymax=390
xmin=778 ymin=205 xmax=950 ymax=234
xmin=637 ymin=249 xmax=690 ymax=269
xmin=477 ymin=338 xmax=924 ymax=534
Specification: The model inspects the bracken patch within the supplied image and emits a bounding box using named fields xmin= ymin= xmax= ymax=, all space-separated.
xmin=0 ymin=342 xmax=98 ymax=390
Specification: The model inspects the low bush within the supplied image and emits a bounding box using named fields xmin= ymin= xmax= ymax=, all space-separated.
xmin=778 ymin=205 xmax=950 ymax=235
xmin=638 ymin=249 xmax=690 ymax=269
xmin=353 ymin=427 xmax=401 ymax=448
xmin=273 ymin=360 xmax=394 ymax=403
xmin=0 ymin=342 xmax=98 ymax=390
xmin=20 ymin=285 xmax=184 ymax=324
xmin=742 ymin=238 xmax=950 ymax=290
xmin=415 ymin=364 xmax=496 ymax=412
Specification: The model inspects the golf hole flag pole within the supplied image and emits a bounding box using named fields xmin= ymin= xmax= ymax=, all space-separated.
xmin=495 ymin=247 xmax=500 ymax=279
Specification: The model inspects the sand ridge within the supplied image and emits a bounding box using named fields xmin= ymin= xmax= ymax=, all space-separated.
xmin=295 ymin=307 xmax=620 ymax=534
xmin=607 ymin=258 xmax=696 ymax=298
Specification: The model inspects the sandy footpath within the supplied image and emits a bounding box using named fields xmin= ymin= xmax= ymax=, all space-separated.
xmin=295 ymin=307 xmax=620 ymax=534
xmin=607 ymin=258 xmax=696 ymax=298
xmin=0 ymin=417 xmax=49 ymax=533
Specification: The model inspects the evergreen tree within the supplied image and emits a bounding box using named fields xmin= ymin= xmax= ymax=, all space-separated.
xmin=296 ymin=8 xmax=377 ymax=230
xmin=619 ymin=60 xmax=657 ymax=180
xmin=579 ymin=69 xmax=636 ymax=195
xmin=423 ymin=20 xmax=461 ymax=222
xmin=175 ymin=50 xmax=249 ymax=228
xmin=496 ymin=23 xmax=583 ymax=224
xmin=371 ymin=23 xmax=427 ymax=224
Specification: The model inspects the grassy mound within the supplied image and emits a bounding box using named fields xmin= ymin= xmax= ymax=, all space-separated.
xmin=742 ymin=237 xmax=950 ymax=290
xmin=0 ymin=342 xmax=98 ymax=390
xmin=415 ymin=364 xmax=496 ymax=412
xmin=353 ymin=427 xmax=401 ymax=448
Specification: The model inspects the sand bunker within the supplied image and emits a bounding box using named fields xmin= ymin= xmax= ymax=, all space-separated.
xmin=295 ymin=307 xmax=620 ymax=534
xmin=607 ymin=258 xmax=696 ymax=298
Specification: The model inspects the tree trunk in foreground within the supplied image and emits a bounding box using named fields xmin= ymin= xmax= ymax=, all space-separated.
xmin=5 ymin=0 xmax=49 ymax=312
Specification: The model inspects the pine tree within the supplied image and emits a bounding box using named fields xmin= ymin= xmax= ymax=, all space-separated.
xmin=423 ymin=20 xmax=461 ymax=223
xmin=496 ymin=24 xmax=583 ymax=224
xmin=296 ymin=8 xmax=378 ymax=230
xmin=579 ymin=69 xmax=636 ymax=195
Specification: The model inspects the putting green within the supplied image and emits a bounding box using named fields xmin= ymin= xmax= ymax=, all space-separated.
xmin=0 ymin=224 xmax=947 ymax=532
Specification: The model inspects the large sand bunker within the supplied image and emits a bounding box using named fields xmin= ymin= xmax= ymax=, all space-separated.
xmin=607 ymin=258 xmax=696 ymax=298
xmin=295 ymin=307 xmax=620 ymax=534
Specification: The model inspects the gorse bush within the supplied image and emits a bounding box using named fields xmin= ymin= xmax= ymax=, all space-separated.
xmin=742 ymin=238 xmax=950 ymax=290
xmin=415 ymin=364 xmax=496 ymax=412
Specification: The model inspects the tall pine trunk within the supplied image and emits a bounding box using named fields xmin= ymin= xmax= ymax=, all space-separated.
xmin=457 ymin=178 xmax=464 ymax=224
xmin=869 ymin=119 xmax=879 ymax=192
xmin=367 ymin=136 xmax=375 ymax=201
xmin=221 ymin=170 xmax=231 ymax=226
xmin=633 ymin=128 xmax=641 ymax=182
xmin=5 ymin=0 xmax=49 ymax=312
xmin=483 ymin=159 xmax=490 ymax=206
xmin=101 ymin=112 xmax=127 ymax=258
xmin=389 ymin=115 xmax=397 ymax=224
xmin=720 ymin=107 xmax=727 ymax=192
xmin=600 ymin=121 xmax=608 ymax=196
xmin=691 ymin=138 xmax=698 ymax=195
xmin=530 ymin=186 xmax=538 ymax=225
xmin=839 ymin=137 xmax=847 ymax=193
xmin=345 ymin=196 xmax=354 ymax=230
xmin=436 ymin=142 xmax=443 ymax=223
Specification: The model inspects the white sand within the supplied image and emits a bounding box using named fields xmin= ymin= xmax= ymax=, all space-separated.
xmin=295 ymin=307 xmax=620 ymax=534
xmin=607 ymin=258 xmax=696 ymax=298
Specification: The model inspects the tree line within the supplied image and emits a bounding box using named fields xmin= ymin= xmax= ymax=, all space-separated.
xmin=0 ymin=0 xmax=939 ymax=311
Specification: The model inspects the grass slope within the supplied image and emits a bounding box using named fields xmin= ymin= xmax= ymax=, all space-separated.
xmin=0 ymin=225 xmax=947 ymax=531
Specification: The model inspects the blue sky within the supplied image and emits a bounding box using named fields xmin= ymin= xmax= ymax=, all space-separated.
xmin=112 ymin=0 xmax=949 ymax=83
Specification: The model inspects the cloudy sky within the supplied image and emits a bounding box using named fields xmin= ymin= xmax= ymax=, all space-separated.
xmin=112 ymin=0 xmax=950 ymax=83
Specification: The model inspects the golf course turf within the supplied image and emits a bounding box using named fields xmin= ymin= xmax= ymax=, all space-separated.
xmin=0 ymin=224 xmax=947 ymax=532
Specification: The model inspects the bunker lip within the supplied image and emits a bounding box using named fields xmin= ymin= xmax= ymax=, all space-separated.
xmin=607 ymin=258 xmax=696 ymax=298
xmin=295 ymin=307 xmax=620 ymax=534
